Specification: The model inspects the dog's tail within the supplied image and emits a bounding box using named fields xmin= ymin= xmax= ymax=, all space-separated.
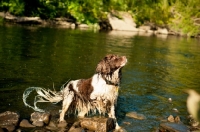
xmin=23 ymin=87 xmax=63 ymax=112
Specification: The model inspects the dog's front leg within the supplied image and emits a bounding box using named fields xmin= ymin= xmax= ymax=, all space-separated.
xmin=108 ymin=105 xmax=120 ymax=130
xmin=59 ymin=91 xmax=74 ymax=122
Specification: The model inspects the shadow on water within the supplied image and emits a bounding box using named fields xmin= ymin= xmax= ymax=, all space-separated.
xmin=0 ymin=24 xmax=200 ymax=131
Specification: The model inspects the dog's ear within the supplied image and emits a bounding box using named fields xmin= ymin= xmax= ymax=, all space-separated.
xmin=96 ymin=59 xmax=110 ymax=75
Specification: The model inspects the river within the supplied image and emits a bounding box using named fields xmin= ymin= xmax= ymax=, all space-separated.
xmin=0 ymin=24 xmax=200 ymax=131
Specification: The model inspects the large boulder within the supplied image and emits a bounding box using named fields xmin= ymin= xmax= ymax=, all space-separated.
xmin=108 ymin=12 xmax=138 ymax=31
xmin=0 ymin=111 xmax=20 ymax=132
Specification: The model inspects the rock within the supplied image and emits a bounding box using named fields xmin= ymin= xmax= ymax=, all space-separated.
xmin=175 ymin=116 xmax=181 ymax=123
xmin=155 ymin=27 xmax=169 ymax=35
xmin=0 ymin=111 xmax=20 ymax=132
xmin=71 ymin=23 xmax=76 ymax=29
xmin=19 ymin=119 xmax=35 ymax=128
xmin=68 ymin=121 xmax=85 ymax=132
xmin=57 ymin=120 xmax=68 ymax=128
xmin=32 ymin=121 xmax=44 ymax=127
xmin=138 ymin=25 xmax=151 ymax=31
xmin=168 ymin=98 xmax=172 ymax=102
xmin=4 ymin=12 xmax=43 ymax=24
xmin=78 ymin=24 xmax=89 ymax=28
xmin=108 ymin=12 xmax=138 ymax=31
xmin=46 ymin=121 xmax=58 ymax=130
xmin=125 ymin=111 xmax=146 ymax=120
xmin=47 ymin=121 xmax=57 ymax=127
xmin=80 ymin=117 xmax=115 ymax=132
xmin=30 ymin=112 xmax=50 ymax=124
xmin=168 ymin=115 xmax=175 ymax=122
xmin=68 ymin=127 xmax=85 ymax=132
xmin=172 ymin=108 xmax=179 ymax=113
xmin=159 ymin=122 xmax=190 ymax=132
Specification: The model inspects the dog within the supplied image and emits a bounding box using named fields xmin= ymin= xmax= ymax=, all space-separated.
xmin=23 ymin=54 xmax=127 ymax=129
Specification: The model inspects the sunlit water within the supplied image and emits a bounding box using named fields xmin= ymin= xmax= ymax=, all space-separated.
xmin=0 ymin=24 xmax=200 ymax=131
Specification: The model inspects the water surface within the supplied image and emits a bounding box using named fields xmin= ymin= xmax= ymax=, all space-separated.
xmin=0 ymin=24 xmax=200 ymax=131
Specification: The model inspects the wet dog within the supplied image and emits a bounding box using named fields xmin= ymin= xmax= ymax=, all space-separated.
xmin=59 ymin=54 xmax=127 ymax=129
xmin=23 ymin=54 xmax=127 ymax=129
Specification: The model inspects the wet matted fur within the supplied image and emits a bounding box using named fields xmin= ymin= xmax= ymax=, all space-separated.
xmin=23 ymin=54 xmax=127 ymax=129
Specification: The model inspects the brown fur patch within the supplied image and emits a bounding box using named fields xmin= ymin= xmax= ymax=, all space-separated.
xmin=77 ymin=78 xmax=93 ymax=101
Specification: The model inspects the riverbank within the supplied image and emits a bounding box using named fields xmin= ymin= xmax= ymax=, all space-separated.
xmin=0 ymin=11 xmax=200 ymax=38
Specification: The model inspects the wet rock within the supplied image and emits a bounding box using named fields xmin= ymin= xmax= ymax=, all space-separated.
xmin=168 ymin=115 xmax=175 ymax=122
xmin=19 ymin=119 xmax=35 ymax=128
xmin=47 ymin=121 xmax=57 ymax=127
xmin=46 ymin=120 xmax=60 ymax=131
xmin=159 ymin=122 xmax=190 ymax=132
xmin=80 ymin=117 xmax=115 ymax=132
xmin=174 ymin=116 xmax=181 ymax=123
xmin=125 ymin=111 xmax=146 ymax=120
xmin=168 ymin=98 xmax=172 ymax=102
xmin=30 ymin=112 xmax=50 ymax=124
xmin=32 ymin=121 xmax=44 ymax=127
xmin=68 ymin=121 xmax=86 ymax=132
xmin=57 ymin=120 xmax=68 ymax=128
xmin=69 ymin=127 xmax=85 ymax=132
xmin=172 ymin=108 xmax=179 ymax=113
xmin=0 ymin=111 xmax=20 ymax=132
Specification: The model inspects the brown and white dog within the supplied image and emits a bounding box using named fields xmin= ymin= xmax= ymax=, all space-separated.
xmin=59 ymin=54 xmax=127 ymax=129
xmin=23 ymin=54 xmax=127 ymax=129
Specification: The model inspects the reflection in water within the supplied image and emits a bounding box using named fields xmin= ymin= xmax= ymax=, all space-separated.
xmin=0 ymin=24 xmax=200 ymax=131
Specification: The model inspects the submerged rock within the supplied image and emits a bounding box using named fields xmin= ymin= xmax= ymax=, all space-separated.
xmin=0 ymin=111 xmax=20 ymax=132
xmin=125 ymin=111 xmax=146 ymax=120
xmin=159 ymin=122 xmax=190 ymax=132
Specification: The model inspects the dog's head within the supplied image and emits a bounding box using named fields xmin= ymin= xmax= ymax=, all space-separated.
xmin=96 ymin=54 xmax=127 ymax=85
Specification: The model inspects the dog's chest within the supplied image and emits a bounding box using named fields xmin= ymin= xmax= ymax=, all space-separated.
xmin=90 ymin=85 xmax=119 ymax=102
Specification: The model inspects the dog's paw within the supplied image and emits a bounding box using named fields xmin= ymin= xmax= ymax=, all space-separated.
xmin=113 ymin=126 xmax=127 ymax=132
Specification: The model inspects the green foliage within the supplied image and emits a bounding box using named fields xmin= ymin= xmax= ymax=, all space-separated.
xmin=0 ymin=0 xmax=199 ymax=35
xmin=0 ymin=0 xmax=24 ymax=16
xmin=169 ymin=0 xmax=200 ymax=36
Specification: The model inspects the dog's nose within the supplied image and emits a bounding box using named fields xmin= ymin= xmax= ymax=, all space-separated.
xmin=122 ymin=56 xmax=127 ymax=62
